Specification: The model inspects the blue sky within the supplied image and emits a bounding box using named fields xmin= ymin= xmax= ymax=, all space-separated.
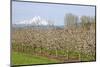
xmin=12 ymin=1 xmax=95 ymax=26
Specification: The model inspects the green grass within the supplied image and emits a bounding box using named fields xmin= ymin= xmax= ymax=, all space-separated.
xmin=12 ymin=50 xmax=95 ymax=66
xmin=12 ymin=52 xmax=59 ymax=65
xmin=81 ymin=54 xmax=96 ymax=61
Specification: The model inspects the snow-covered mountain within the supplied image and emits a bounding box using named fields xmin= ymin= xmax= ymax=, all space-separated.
xmin=14 ymin=16 xmax=52 ymax=26
xmin=12 ymin=16 xmax=64 ymax=29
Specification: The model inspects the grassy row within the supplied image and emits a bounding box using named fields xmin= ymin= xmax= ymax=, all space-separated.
xmin=12 ymin=52 xmax=59 ymax=65
xmin=12 ymin=42 xmax=95 ymax=63
xmin=12 ymin=49 xmax=95 ymax=65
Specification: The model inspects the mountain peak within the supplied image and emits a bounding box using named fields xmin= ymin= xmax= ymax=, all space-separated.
xmin=14 ymin=16 xmax=52 ymax=26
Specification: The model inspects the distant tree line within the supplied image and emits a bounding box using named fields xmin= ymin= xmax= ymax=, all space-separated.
xmin=64 ymin=13 xmax=95 ymax=30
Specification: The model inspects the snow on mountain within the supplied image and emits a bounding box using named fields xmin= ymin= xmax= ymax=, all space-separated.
xmin=15 ymin=16 xmax=50 ymax=26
